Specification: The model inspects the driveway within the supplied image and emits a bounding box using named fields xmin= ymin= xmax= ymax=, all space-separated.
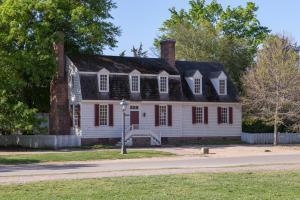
xmin=1 ymin=152 xmax=300 ymax=185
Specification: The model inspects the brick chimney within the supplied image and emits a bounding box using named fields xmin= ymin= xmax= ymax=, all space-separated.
xmin=53 ymin=32 xmax=65 ymax=78
xmin=49 ymin=32 xmax=71 ymax=135
xmin=160 ymin=39 xmax=176 ymax=67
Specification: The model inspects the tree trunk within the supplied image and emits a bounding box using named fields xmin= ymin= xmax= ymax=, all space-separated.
xmin=273 ymin=120 xmax=278 ymax=145
xmin=273 ymin=104 xmax=279 ymax=145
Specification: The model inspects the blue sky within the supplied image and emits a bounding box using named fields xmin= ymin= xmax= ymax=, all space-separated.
xmin=104 ymin=0 xmax=300 ymax=56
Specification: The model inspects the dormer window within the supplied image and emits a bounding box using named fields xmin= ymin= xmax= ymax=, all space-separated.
xmin=130 ymin=75 xmax=140 ymax=93
xmin=194 ymin=78 xmax=201 ymax=94
xmin=159 ymin=76 xmax=168 ymax=93
xmin=99 ymin=74 xmax=109 ymax=92
xmin=185 ymin=70 xmax=202 ymax=95
xmin=210 ymin=71 xmax=227 ymax=95
xmin=219 ymin=79 xmax=226 ymax=95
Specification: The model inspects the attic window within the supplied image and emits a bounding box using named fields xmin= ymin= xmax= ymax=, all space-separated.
xmin=159 ymin=76 xmax=168 ymax=93
xmin=130 ymin=75 xmax=140 ymax=93
xmin=219 ymin=79 xmax=226 ymax=95
xmin=99 ymin=74 xmax=109 ymax=92
xmin=194 ymin=78 xmax=201 ymax=94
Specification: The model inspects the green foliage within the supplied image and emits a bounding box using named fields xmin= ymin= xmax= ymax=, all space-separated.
xmin=0 ymin=0 xmax=120 ymax=112
xmin=242 ymin=118 xmax=274 ymax=133
xmin=0 ymin=0 xmax=120 ymax=133
xmin=158 ymin=0 xmax=269 ymax=51
xmin=0 ymin=91 xmax=39 ymax=135
xmin=155 ymin=0 xmax=270 ymax=88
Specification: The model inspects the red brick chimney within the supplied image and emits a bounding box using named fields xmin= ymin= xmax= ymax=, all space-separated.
xmin=160 ymin=39 xmax=176 ymax=67
xmin=53 ymin=31 xmax=65 ymax=78
xmin=49 ymin=32 xmax=71 ymax=135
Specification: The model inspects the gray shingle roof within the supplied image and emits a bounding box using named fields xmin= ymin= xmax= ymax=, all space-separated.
xmin=72 ymin=55 xmax=239 ymax=102
xmin=68 ymin=54 xmax=179 ymax=75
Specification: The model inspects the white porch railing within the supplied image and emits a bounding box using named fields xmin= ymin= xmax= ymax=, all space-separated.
xmin=124 ymin=124 xmax=161 ymax=146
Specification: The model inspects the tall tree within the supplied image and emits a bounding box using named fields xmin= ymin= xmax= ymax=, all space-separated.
xmin=155 ymin=0 xmax=269 ymax=88
xmin=0 ymin=0 xmax=120 ymax=112
xmin=131 ymin=43 xmax=148 ymax=58
xmin=242 ymin=35 xmax=300 ymax=145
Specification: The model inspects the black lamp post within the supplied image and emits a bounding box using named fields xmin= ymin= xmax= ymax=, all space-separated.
xmin=120 ymin=99 xmax=128 ymax=154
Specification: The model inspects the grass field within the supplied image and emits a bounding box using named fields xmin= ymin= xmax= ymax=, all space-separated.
xmin=0 ymin=171 xmax=299 ymax=199
xmin=0 ymin=150 xmax=174 ymax=165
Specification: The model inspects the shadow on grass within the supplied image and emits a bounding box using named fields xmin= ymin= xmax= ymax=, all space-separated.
xmin=0 ymin=157 xmax=40 ymax=165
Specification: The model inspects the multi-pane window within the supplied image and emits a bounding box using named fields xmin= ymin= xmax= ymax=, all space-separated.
xmin=74 ymin=105 xmax=79 ymax=127
xmin=159 ymin=76 xmax=168 ymax=93
xmin=219 ymin=79 xmax=226 ymax=95
xmin=99 ymin=105 xmax=108 ymax=125
xmin=131 ymin=76 xmax=139 ymax=92
xmin=195 ymin=107 xmax=203 ymax=124
xmin=99 ymin=74 xmax=108 ymax=92
xmin=221 ymin=107 xmax=228 ymax=123
xmin=159 ymin=105 xmax=167 ymax=126
xmin=194 ymin=78 xmax=201 ymax=94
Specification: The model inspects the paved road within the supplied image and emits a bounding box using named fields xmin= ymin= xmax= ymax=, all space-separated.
xmin=1 ymin=154 xmax=300 ymax=184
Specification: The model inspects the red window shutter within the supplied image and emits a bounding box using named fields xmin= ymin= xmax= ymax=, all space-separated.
xmin=204 ymin=106 xmax=208 ymax=124
xmin=109 ymin=104 xmax=114 ymax=126
xmin=168 ymin=105 xmax=172 ymax=126
xmin=217 ymin=107 xmax=221 ymax=124
xmin=95 ymin=104 xmax=99 ymax=126
xmin=192 ymin=106 xmax=196 ymax=124
xmin=76 ymin=105 xmax=81 ymax=128
xmin=229 ymin=107 xmax=233 ymax=124
xmin=155 ymin=105 xmax=159 ymax=126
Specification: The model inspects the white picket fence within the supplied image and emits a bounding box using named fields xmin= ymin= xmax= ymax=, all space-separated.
xmin=242 ymin=132 xmax=300 ymax=144
xmin=0 ymin=135 xmax=81 ymax=149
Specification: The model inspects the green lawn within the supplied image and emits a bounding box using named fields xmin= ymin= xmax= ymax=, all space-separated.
xmin=1 ymin=171 xmax=300 ymax=199
xmin=0 ymin=150 xmax=174 ymax=165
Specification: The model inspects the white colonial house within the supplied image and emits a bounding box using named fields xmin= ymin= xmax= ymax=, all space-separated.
xmin=50 ymin=36 xmax=241 ymax=146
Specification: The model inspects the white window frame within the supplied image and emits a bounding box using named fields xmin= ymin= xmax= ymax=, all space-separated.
xmin=74 ymin=105 xmax=79 ymax=127
xmin=194 ymin=78 xmax=202 ymax=94
xmin=219 ymin=79 xmax=226 ymax=95
xmin=159 ymin=76 xmax=168 ymax=93
xmin=98 ymin=74 xmax=109 ymax=92
xmin=195 ymin=106 xmax=203 ymax=124
xmin=99 ymin=104 xmax=108 ymax=126
xmin=130 ymin=75 xmax=140 ymax=93
xmin=159 ymin=105 xmax=168 ymax=126
xmin=220 ymin=107 xmax=228 ymax=124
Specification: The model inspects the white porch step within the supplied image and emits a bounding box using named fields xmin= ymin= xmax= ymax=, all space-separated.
xmin=115 ymin=128 xmax=161 ymax=147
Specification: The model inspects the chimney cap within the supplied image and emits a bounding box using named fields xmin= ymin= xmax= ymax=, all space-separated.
xmin=160 ymin=39 xmax=176 ymax=44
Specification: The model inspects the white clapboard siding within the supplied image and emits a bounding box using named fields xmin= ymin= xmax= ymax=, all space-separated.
xmin=181 ymin=104 xmax=241 ymax=137
xmin=66 ymin=57 xmax=82 ymax=105
xmin=80 ymin=101 xmax=241 ymax=138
